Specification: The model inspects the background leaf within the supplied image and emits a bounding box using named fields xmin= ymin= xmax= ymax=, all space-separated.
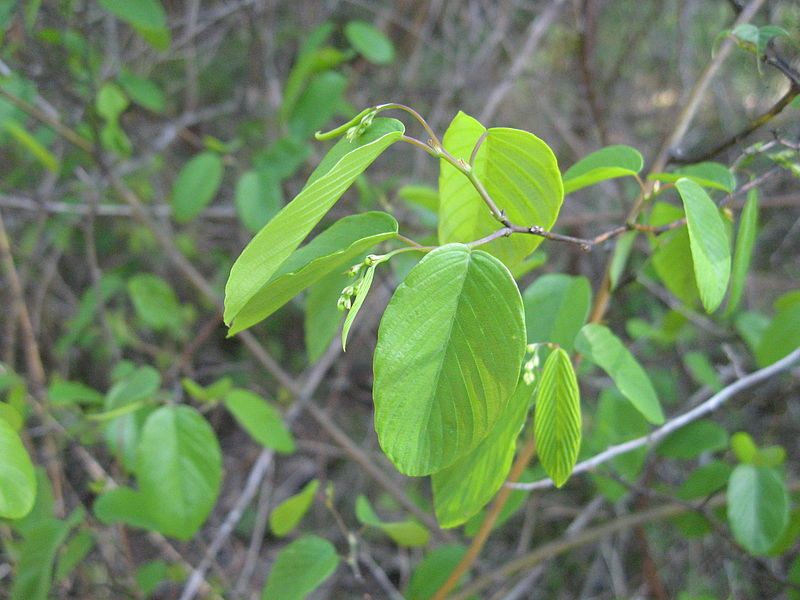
xmin=726 ymin=188 xmax=759 ymax=315
xmin=223 ymin=389 xmax=295 ymax=453
xmin=727 ymin=464 xmax=789 ymax=555
xmin=0 ymin=417 xmax=36 ymax=519
xmin=261 ymin=535 xmax=339 ymax=600
xmin=522 ymin=273 xmax=591 ymax=352
xmin=269 ymin=480 xmax=319 ymax=537
xmin=171 ymin=152 xmax=224 ymax=224
xmin=345 ymin=20 xmax=395 ymax=65
xmin=562 ymin=145 xmax=643 ymax=194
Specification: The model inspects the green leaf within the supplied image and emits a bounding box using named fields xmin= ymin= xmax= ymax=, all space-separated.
xmin=0 ymin=417 xmax=36 ymax=519
xmin=127 ymin=273 xmax=182 ymax=331
xmin=54 ymin=530 xmax=94 ymax=582
xmin=223 ymin=389 xmax=295 ymax=454
xmin=10 ymin=518 xmax=72 ymax=600
xmin=341 ymin=264 xmax=375 ymax=351
xmin=136 ymin=406 xmax=221 ymax=540
xmin=94 ymin=487 xmax=160 ymax=531
xmin=261 ymin=535 xmax=339 ymax=600
xmin=534 ymin=348 xmax=581 ymax=487
xmin=683 ymin=351 xmax=723 ymax=391
xmin=289 ymin=71 xmax=348 ymax=139
xmin=4 ymin=121 xmax=59 ymax=172
xmin=355 ymin=496 xmax=430 ymax=546
xmin=227 ymin=212 xmax=397 ymax=335
xmin=725 ymin=188 xmax=758 ymax=315
xmin=432 ymin=379 xmax=534 ymax=527
xmin=181 ymin=377 xmax=233 ymax=403
xmin=562 ymin=145 xmax=643 ymax=194
xmin=676 ymin=178 xmax=731 ymax=313
xmin=96 ymin=82 xmax=128 ymax=121
xmin=373 ymin=244 xmax=526 ymax=476
xmin=117 ymin=70 xmax=165 ymax=113
xmin=344 ymin=20 xmax=395 ymax=65
xmin=727 ymin=464 xmax=789 ymax=555
xmin=398 ymin=184 xmax=438 ymax=212
xmin=98 ymin=0 xmax=166 ymax=30
xmin=438 ymin=112 xmax=563 ymax=268
xmin=656 ymin=419 xmax=728 ymax=459
xmin=269 ymin=480 xmax=319 ymax=537
xmin=234 ymin=170 xmax=281 ymax=234
xmin=609 ymin=230 xmax=637 ymax=290
xmin=305 ymin=271 xmax=349 ymax=363
xmin=0 ymin=402 xmax=22 ymax=430
xmin=677 ymin=460 xmax=732 ymax=500
xmin=522 ymin=274 xmax=591 ymax=352
xmin=224 ymin=118 xmax=404 ymax=329
xmin=754 ymin=292 xmax=800 ymax=367
xmin=280 ymin=22 xmax=335 ymax=121
xmin=135 ymin=560 xmax=169 ymax=596
xmin=648 ymin=203 xmax=699 ymax=305
xmin=575 ymin=324 xmax=664 ymax=424
xmin=171 ymin=152 xmax=224 ymax=223
xmin=731 ymin=431 xmax=759 ymax=464
xmin=650 ymin=162 xmax=736 ymax=192
xmin=47 ymin=379 xmax=103 ymax=407
xmin=406 ymin=545 xmax=467 ymax=600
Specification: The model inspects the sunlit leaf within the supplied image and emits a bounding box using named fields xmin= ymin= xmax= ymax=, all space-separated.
xmin=562 ymin=145 xmax=643 ymax=194
xmin=270 ymin=480 xmax=319 ymax=537
xmin=223 ymin=389 xmax=295 ymax=453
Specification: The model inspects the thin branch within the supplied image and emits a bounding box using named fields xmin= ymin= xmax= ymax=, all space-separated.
xmin=510 ymin=346 xmax=800 ymax=492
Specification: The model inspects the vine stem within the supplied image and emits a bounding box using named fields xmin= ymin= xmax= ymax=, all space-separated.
xmin=430 ymin=435 xmax=538 ymax=600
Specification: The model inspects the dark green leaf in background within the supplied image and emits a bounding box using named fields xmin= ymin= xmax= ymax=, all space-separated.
xmin=261 ymin=535 xmax=339 ymax=600
xmin=171 ymin=152 xmax=224 ymax=223
xmin=522 ymin=273 xmax=591 ymax=352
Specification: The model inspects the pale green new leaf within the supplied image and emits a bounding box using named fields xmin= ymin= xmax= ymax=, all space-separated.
xmin=534 ymin=348 xmax=581 ymax=488
xmin=0 ymin=417 xmax=36 ymax=519
xmin=171 ymin=152 xmax=224 ymax=223
xmin=523 ymin=274 xmax=591 ymax=352
xmin=575 ymin=324 xmax=664 ymax=424
xmin=228 ymin=212 xmax=397 ymax=335
xmin=726 ymin=188 xmax=759 ymax=315
xmin=676 ymin=178 xmax=731 ymax=313
xmin=373 ymin=244 xmax=526 ymax=476
xmin=224 ymin=118 xmax=404 ymax=329
xmin=136 ymin=406 xmax=222 ymax=540
xmin=438 ymin=112 xmax=563 ymax=268
xmin=261 ymin=535 xmax=339 ymax=600
xmin=270 ymin=480 xmax=319 ymax=537
xmin=562 ymin=145 xmax=643 ymax=194
xmin=342 ymin=264 xmax=375 ymax=350
xmin=223 ymin=389 xmax=295 ymax=453
xmin=432 ymin=378 xmax=534 ymax=528
xmin=355 ymin=496 xmax=429 ymax=546
xmin=727 ymin=464 xmax=789 ymax=555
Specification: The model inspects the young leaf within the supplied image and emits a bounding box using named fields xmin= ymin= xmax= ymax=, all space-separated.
xmin=261 ymin=535 xmax=339 ymax=600
xmin=0 ymin=417 xmax=36 ymax=519
xmin=438 ymin=112 xmax=563 ymax=268
xmin=373 ymin=244 xmax=526 ymax=476
xmin=228 ymin=212 xmax=397 ymax=335
xmin=534 ymin=348 xmax=581 ymax=488
xmin=342 ymin=264 xmax=375 ymax=351
xmin=269 ymin=480 xmax=319 ymax=537
xmin=725 ymin=188 xmax=759 ymax=315
xmin=223 ymin=389 xmax=295 ymax=454
xmin=171 ymin=152 xmax=224 ymax=223
xmin=345 ymin=20 xmax=395 ymax=65
xmin=432 ymin=378 xmax=534 ymax=527
xmin=676 ymin=178 xmax=731 ymax=313
xmin=562 ymin=145 xmax=643 ymax=194
xmin=224 ymin=118 xmax=404 ymax=330
xmin=522 ymin=274 xmax=591 ymax=352
xmin=355 ymin=496 xmax=429 ymax=547
xmin=136 ymin=406 xmax=222 ymax=540
xmin=727 ymin=464 xmax=789 ymax=555
xmin=575 ymin=324 xmax=664 ymax=424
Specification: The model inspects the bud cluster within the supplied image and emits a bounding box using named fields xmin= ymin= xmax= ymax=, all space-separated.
xmin=523 ymin=343 xmax=542 ymax=386
xmin=337 ymin=255 xmax=381 ymax=311
xmin=346 ymin=110 xmax=376 ymax=142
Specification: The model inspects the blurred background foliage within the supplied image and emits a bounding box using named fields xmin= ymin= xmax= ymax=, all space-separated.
xmin=0 ymin=0 xmax=799 ymax=599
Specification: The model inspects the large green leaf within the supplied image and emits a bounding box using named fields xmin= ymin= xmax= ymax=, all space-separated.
xmin=727 ymin=464 xmax=789 ymax=555
xmin=0 ymin=417 xmax=36 ymax=519
xmin=562 ymin=145 xmax=643 ymax=194
xmin=269 ymin=480 xmax=319 ymax=537
xmin=726 ymin=188 xmax=759 ymax=315
xmin=575 ymin=324 xmax=664 ymax=424
xmin=171 ymin=152 xmax=224 ymax=223
xmin=224 ymin=118 xmax=404 ymax=329
xmin=261 ymin=535 xmax=339 ymax=600
xmin=136 ymin=406 xmax=221 ymax=539
xmin=373 ymin=244 xmax=526 ymax=476
xmin=522 ymin=273 xmax=591 ymax=352
xmin=227 ymin=212 xmax=397 ymax=335
xmin=676 ymin=178 xmax=731 ymax=313
xmin=355 ymin=495 xmax=430 ymax=546
xmin=223 ymin=389 xmax=295 ymax=453
xmin=432 ymin=378 xmax=534 ymax=528
xmin=438 ymin=112 xmax=563 ymax=268
xmin=534 ymin=348 xmax=581 ymax=487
